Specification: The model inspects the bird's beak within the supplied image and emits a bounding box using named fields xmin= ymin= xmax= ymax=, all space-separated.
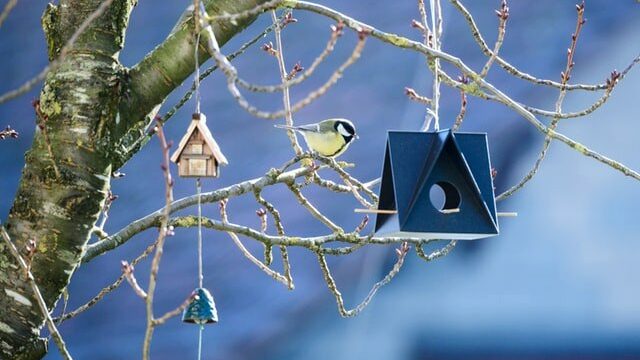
xmin=355 ymin=134 xmax=359 ymax=140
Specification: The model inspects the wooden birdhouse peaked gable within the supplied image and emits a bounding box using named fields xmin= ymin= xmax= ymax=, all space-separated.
xmin=171 ymin=113 xmax=228 ymax=178
xmin=374 ymin=130 xmax=498 ymax=240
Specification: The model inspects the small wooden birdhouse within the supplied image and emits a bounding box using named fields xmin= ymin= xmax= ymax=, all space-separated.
xmin=374 ymin=130 xmax=498 ymax=240
xmin=171 ymin=113 xmax=228 ymax=178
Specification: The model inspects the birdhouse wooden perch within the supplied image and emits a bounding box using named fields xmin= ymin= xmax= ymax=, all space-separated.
xmin=373 ymin=130 xmax=499 ymax=240
xmin=171 ymin=113 xmax=228 ymax=178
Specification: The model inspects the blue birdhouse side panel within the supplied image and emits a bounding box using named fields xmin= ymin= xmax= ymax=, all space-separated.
xmin=454 ymin=133 xmax=498 ymax=225
xmin=402 ymin=134 xmax=498 ymax=237
xmin=374 ymin=142 xmax=401 ymax=236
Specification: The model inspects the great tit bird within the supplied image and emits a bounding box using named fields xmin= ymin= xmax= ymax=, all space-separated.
xmin=275 ymin=119 xmax=357 ymax=158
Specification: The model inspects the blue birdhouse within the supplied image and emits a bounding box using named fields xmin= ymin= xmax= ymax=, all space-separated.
xmin=374 ymin=130 xmax=498 ymax=240
xmin=182 ymin=287 xmax=218 ymax=324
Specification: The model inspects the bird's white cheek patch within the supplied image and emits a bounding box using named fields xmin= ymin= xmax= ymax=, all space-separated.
xmin=337 ymin=123 xmax=351 ymax=137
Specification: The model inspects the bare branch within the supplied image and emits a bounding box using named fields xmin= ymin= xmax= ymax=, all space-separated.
xmin=404 ymin=87 xmax=432 ymax=106
xmin=415 ymin=240 xmax=457 ymax=262
xmin=142 ymin=123 xmax=175 ymax=360
xmin=205 ymin=0 xmax=282 ymax=23
xmin=428 ymin=0 xmax=443 ymax=130
xmin=83 ymin=164 xmax=319 ymax=262
xmin=498 ymin=2 xmax=586 ymax=201
xmin=479 ymin=0 xmax=508 ymax=78
xmin=0 ymin=0 xmax=114 ymax=104
xmin=0 ymin=0 xmax=18 ymax=29
xmin=153 ymin=292 xmax=196 ymax=326
xmin=447 ymin=0 xmax=626 ymax=91
xmin=201 ymin=14 xmax=366 ymax=119
xmin=121 ymin=261 xmax=148 ymax=300
xmin=237 ymin=21 xmax=344 ymax=93
xmin=55 ymin=240 xmax=158 ymax=323
xmin=288 ymin=183 xmax=342 ymax=232
xmin=271 ymin=9 xmax=304 ymax=155
xmin=157 ymin=20 xmax=280 ymax=125
xmin=254 ymin=191 xmax=293 ymax=288
xmin=316 ymin=242 xmax=409 ymax=317
xmin=219 ymin=199 xmax=292 ymax=288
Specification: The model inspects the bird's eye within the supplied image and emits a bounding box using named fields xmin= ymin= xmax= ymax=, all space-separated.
xmin=337 ymin=123 xmax=353 ymax=137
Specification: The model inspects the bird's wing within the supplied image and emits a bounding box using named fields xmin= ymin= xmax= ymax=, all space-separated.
xmin=274 ymin=124 xmax=320 ymax=132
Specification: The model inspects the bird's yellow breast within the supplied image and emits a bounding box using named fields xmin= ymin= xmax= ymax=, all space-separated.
xmin=303 ymin=131 xmax=347 ymax=157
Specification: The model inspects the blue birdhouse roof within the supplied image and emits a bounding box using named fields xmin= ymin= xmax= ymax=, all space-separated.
xmin=374 ymin=130 xmax=498 ymax=240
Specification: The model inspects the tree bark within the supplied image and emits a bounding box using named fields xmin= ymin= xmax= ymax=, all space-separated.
xmin=0 ymin=0 xmax=269 ymax=358
xmin=0 ymin=1 xmax=135 ymax=358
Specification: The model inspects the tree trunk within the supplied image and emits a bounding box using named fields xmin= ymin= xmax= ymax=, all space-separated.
xmin=0 ymin=0 xmax=267 ymax=358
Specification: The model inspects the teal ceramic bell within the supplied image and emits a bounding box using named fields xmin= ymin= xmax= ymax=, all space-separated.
xmin=182 ymin=287 xmax=218 ymax=324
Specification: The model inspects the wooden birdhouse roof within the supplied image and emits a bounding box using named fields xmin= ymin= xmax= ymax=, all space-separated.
xmin=170 ymin=113 xmax=228 ymax=165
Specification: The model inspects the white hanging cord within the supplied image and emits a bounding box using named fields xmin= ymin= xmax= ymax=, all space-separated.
xmin=197 ymin=178 xmax=203 ymax=288
xmin=429 ymin=0 xmax=442 ymax=131
xmin=197 ymin=324 xmax=204 ymax=360
xmin=194 ymin=6 xmax=205 ymax=360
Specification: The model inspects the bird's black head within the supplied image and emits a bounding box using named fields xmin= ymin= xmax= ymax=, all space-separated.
xmin=334 ymin=120 xmax=357 ymax=143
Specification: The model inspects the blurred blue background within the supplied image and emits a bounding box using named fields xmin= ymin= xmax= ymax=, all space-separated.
xmin=1 ymin=1 xmax=640 ymax=359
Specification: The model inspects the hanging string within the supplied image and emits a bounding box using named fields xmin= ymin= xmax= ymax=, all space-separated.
xmin=197 ymin=178 xmax=203 ymax=288
xmin=194 ymin=5 xmax=205 ymax=360
xmin=196 ymin=178 xmax=204 ymax=360
xmin=197 ymin=324 xmax=203 ymax=360
xmin=429 ymin=0 xmax=442 ymax=131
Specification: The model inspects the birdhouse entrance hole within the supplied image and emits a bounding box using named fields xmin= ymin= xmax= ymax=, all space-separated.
xmin=429 ymin=181 xmax=461 ymax=213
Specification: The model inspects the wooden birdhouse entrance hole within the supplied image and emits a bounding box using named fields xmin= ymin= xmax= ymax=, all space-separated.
xmin=429 ymin=181 xmax=461 ymax=213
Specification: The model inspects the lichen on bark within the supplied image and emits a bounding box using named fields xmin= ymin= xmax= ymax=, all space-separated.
xmin=0 ymin=1 xmax=272 ymax=359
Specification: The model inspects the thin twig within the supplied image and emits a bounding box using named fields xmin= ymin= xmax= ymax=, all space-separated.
xmin=180 ymin=0 xmax=640 ymax=183
xmin=0 ymin=0 xmax=18 ymax=29
xmin=271 ymin=10 xmax=304 ymax=156
xmin=429 ymin=0 xmax=442 ymax=130
xmin=415 ymin=240 xmax=457 ymax=262
xmin=121 ymin=261 xmax=148 ymax=299
xmin=479 ymin=1 xmax=508 ymax=78
xmin=497 ymin=2 xmax=586 ymax=201
xmin=287 ymin=183 xmax=342 ymax=232
xmin=202 ymin=16 xmax=366 ymax=119
xmin=141 ymin=123 xmax=174 ymax=360
xmin=452 ymin=76 xmax=468 ymax=131
xmin=153 ymin=293 xmax=196 ymax=326
xmin=0 ymin=0 xmax=114 ymax=104
xmin=316 ymin=242 xmax=409 ymax=317
xmin=237 ymin=21 xmax=344 ymax=93
xmin=220 ymin=199 xmax=291 ymax=287
xmin=55 ymin=240 xmax=158 ymax=323
xmin=448 ymin=0 xmax=602 ymax=91
xmin=274 ymin=0 xmax=640 ymax=181
xmin=404 ymin=87 xmax=432 ymax=106
xmin=254 ymin=191 xmax=294 ymax=289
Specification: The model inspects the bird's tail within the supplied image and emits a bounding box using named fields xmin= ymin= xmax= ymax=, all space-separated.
xmin=274 ymin=124 xmax=295 ymax=130
xmin=274 ymin=124 xmax=309 ymax=132
xmin=274 ymin=124 xmax=317 ymax=132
